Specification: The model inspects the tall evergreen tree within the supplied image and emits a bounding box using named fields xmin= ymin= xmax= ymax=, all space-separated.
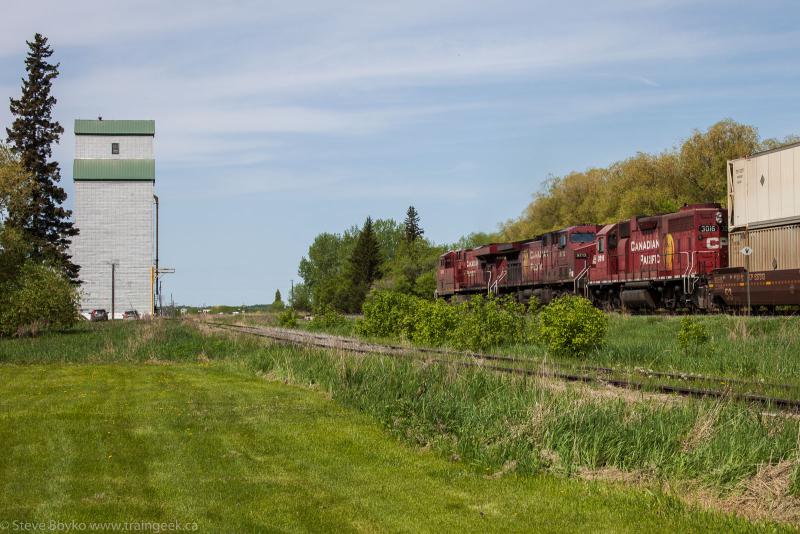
xmin=349 ymin=216 xmax=383 ymax=286
xmin=274 ymin=289 xmax=283 ymax=304
xmin=6 ymin=33 xmax=78 ymax=280
xmin=345 ymin=217 xmax=383 ymax=311
xmin=403 ymin=205 xmax=423 ymax=243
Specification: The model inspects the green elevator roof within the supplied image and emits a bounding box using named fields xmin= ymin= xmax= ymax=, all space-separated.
xmin=74 ymin=119 xmax=155 ymax=135
xmin=73 ymin=159 xmax=155 ymax=181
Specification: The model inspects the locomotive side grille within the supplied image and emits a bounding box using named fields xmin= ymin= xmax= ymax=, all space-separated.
xmin=668 ymin=215 xmax=693 ymax=233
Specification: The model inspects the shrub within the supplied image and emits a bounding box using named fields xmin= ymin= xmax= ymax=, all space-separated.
xmin=0 ymin=262 xmax=79 ymax=337
xmin=358 ymin=290 xmax=417 ymax=339
xmin=277 ymin=309 xmax=299 ymax=328
xmin=410 ymin=298 xmax=459 ymax=346
xmin=536 ymin=295 xmax=607 ymax=357
xmin=524 ymin=295 xmax=540 ymax=314
xmin=453 ymin=294 xmax=528 ymax=352
xmin=308 ymin=304 xmax=347 ymax=331
xmin=359 ymin=290 xmax=532 ymax=351
xmin=677 ymin=316 xmax=710 ymax=352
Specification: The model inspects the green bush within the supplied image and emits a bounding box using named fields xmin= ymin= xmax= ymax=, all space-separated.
xmin=359 ymin=290 xmax=529 ymax=351
xmin=277 ymin=309 xmax=299 ymax=328
xmin=358 ymin=290 xmax=417 ymax=339
xmin=536 ymin=295 xmax=607 ymax=357
xmin=452 ymin=295 xmax=528 ymax=351
xmin=0 ymin=262 xmax=79 ymax=337
xmin=525 ymin=295 xmax=540 ymax=314
xmin=309 ymin=304 xmax=347 ymax=331
xmin=677 ymin=316 xmax=710 ymax=352
xmin=410 ymin=298 xmax=459 ymax=346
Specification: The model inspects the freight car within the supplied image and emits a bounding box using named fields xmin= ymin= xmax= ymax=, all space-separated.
xmin=708 ymin=142 xmax=800 ymax=309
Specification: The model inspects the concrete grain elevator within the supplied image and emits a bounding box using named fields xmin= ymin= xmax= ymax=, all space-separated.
xmin=71 ymin=119 xmax=157 ymax=318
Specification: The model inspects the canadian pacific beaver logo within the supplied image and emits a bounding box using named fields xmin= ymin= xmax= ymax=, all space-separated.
xmin=663 ymin=233 xmax=675 ymax=271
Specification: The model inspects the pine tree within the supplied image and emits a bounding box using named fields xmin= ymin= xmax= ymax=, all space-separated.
xmin=274 ymin=289 xmax=283 ymax=304
xmin=403 ymin=205 xmax=423 ymax=243
xmin=345 ymin=217 xmax=383 ymax=311
xmin=349 ymin=217 xmax=383 ymax=286
xmin=6 ymin=33 xmax=78 ymax=280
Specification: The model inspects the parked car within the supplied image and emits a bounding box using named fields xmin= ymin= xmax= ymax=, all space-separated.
xmin=90 ymin=309 xmax=108 ymax=322
xmin=122 ymin=310 xmax=140 ymax=320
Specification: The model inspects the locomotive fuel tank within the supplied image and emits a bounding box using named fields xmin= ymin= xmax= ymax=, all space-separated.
xmin=620 ymin=288 xmax=656 ymax=309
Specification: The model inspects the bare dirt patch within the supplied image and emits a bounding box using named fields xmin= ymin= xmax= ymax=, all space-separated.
xmin=717 ymin=460 xmax=800 ymax=526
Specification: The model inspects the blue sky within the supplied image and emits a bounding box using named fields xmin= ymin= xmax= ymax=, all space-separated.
xmin=2 ymin=0 xmax=799 ymax=305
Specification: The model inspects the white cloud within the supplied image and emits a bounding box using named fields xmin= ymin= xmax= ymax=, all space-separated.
xmin=4 ymin=0 xmax=799 ymax=187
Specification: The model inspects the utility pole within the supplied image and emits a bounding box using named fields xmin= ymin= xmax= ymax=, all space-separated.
xmin=109 ymin=261 xmax=118 ymax=320
xmin=291 ymin=279 xmax=294 ymax=307
xmin=741 ymin=245 xmax=753 ymax=316
xmin=153 ymin=194 xmax=160 ymax=314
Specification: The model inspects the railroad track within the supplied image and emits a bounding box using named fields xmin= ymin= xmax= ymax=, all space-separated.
xmin=203 ymin=321 xmax=800 ymax=412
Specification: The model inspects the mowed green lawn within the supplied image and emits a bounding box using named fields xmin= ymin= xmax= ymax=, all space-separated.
xmin=0 ymin=362 xmax=762 ymax=533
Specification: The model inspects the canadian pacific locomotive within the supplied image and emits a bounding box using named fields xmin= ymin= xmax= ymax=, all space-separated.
xmin=436 ymin=140 xmax=800 ymax=311
xmin=436 ymin=204 xmax=729 ymax=311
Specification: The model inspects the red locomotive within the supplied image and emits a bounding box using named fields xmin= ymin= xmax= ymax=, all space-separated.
xmin=437 ymin=204 xmax=729 ymax=311
xmin=587 ymin=204 xmax=727 ymax=310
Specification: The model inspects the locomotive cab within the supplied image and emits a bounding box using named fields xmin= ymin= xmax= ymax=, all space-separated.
xmin=436 ymin=251 xmax=457 ymax=298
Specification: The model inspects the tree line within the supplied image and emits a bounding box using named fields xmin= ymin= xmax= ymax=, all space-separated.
xmin=499 ymin=119 xmax=799 ymax=240
xmin=293 ymin=206 xmax=445 ymax=313
xmin=295 ymin=120 xmax=800 ymax=313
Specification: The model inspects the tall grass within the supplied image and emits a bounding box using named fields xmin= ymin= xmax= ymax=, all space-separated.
xmin=243 ymin=338 xmax=800 ymax=493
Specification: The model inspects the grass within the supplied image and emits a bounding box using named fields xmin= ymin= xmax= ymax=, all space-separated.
xmin=1 ymin=319 xmax=798 ymax=530
xmin=0 ymin=363 xmax=763 ymax=533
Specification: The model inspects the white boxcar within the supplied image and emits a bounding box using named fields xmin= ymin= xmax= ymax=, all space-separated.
xmin=728 ymin=142 xmax=800 ymax=229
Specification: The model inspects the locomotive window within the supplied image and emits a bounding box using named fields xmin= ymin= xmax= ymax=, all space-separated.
xmin=558 ymin=234 xmax=567 ymax=248
xmin=619 ymin=222 xmax=630 ymax=238
xmin=598 ymin=237 xmax=605 ymax=253
xmin=608 ymin=233 xmax=618 ymax=248
xmin=570 ymin=232 xmax=595 ymax=243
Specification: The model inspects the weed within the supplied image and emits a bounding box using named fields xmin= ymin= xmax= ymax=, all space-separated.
xmin=307 ymin=305 xmax=340 ymax=328
xmin=678 ymin=316 xmax=710 ymax=352
xmin=278 ymin=309 xmax=299 ymax=328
